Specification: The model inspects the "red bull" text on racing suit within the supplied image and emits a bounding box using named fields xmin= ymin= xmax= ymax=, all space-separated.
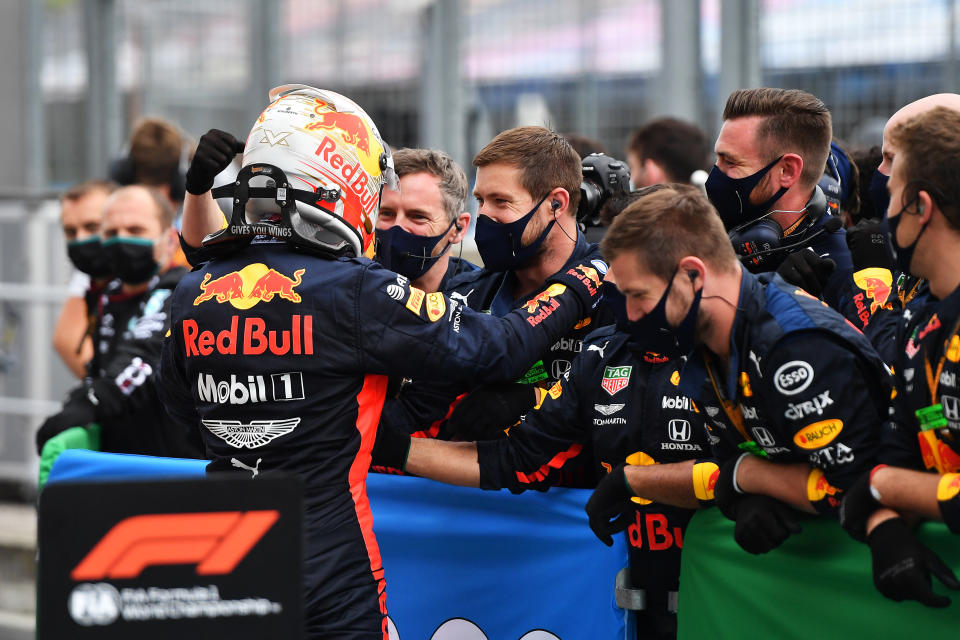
xmin=158 ymin=242 xmax=598 ymax=639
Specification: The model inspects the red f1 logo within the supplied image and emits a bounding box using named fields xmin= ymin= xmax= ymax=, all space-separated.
xmin=71 ymin=511 xmax=279 ymax=581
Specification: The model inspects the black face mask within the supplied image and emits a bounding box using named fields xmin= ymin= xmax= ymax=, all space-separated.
xmin=882 ymin=196 xmax=927 ymax=276
xmin=67 ymin=236 xmax=113 ymax=279
xmin=104 ymin=237 xmax=159 ymax=284
xmin=869 ymin=170 xmax=890 ymax=220
xmin=474 ymin=193 xmax=555 ymax=272
xmin=375 ymin=219 xmax=457 ymax=280
xmin=705 ymin=156 xmax=787 ymax=230
xmin=601 ymin=270 xmax=703 ymax=359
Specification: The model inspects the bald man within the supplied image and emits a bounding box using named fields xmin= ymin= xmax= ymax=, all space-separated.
xmin=839 ymin=94 xmax=960 ymax=359
xmin=36 ymin=186 xmax=202 ymax=458
xmin=839 ymin=104 xmax=960 ymax=607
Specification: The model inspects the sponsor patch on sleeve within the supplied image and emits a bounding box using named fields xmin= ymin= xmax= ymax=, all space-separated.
xmin=405 ymin=287 xmax=425 ymax=315
xmin=425 ymin=292 xmax=446 ymax=322
xmin=692 ymin=461 xmax=719 ymax=501
xmin=805 ymin=467 xmax=840 ymax=502
xmin=548 ymin=379 xmax=563 ymax=400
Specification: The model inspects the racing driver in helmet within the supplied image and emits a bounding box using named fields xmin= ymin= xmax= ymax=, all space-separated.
xmin=158 ymin=85 xmax=603 ymax=639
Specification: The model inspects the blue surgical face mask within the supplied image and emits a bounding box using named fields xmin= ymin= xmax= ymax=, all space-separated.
xmin=474 ymin=192 xmax=555 ymax=272
xmin=705 ymin=156 xmax=787 ymax=230
xmin=375 ymin=219 xmax=457 ymax=280
xmin=601 ymin=270 xmax=703 ymax=359
xmin=869 ymin=170 xmax=890 ymax=220
xmin=883 ymin=195 xmax=926 ymax=275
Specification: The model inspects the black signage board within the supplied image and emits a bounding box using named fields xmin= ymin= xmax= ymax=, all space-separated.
xmin=37 ymin=476 xmax=302 ymax=639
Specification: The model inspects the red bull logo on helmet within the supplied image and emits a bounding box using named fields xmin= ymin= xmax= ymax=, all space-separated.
xmin=194 ymin=263 xmax=305 ymax=309
xmin=307 ymin=110 xmax=371 ymax=156
xmin=306 ymin=97 xmax=384 ymax=179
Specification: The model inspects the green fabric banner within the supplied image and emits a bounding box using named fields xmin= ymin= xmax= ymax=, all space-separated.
xmin=679 ymin=508 xmax=960 ymax=638
xmin=38 ymin=423 xmax=100 ymax=489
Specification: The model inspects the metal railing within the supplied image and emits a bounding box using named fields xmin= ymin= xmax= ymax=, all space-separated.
xmin=0 ymin=192 xmax=76 ymax=489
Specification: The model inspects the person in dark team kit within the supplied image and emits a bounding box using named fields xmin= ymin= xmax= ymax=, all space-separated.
xmin=373 ymin=317 xmax=710 ymax=639
xmin=159 ymin=85 xmax=601 ymax=640
xmin=37 ymin=185 xmax=201 ymax=458
xmin=705 ymin=88 xmax=852 ymax=308
xmin=374 ymin=147 xmax=476 ymax=295
xmin=839 ymin=106 xmax=960 ymax=608
xmin=379 ymin=128 xmax=611 ymax=490
xmin=576 ymin=184 xmax=889 ymax=558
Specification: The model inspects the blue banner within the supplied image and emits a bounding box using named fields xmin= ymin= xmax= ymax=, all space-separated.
xmin=369 ymin=475 xmax=628 ymax=640
xmin=45 ymin=451 xmax=629 ymax=639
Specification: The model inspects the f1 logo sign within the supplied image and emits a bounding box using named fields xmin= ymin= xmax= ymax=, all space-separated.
xmin=668 ymin=419 xmax=691 ymax=442
xmin=71 ymin=511 xmax=279 ymax=581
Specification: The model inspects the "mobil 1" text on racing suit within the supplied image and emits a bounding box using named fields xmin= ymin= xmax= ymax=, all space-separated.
xmin=158 ymin=242 xmax=599 ymax=639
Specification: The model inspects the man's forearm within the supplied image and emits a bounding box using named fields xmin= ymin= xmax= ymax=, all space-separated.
xmin=736 ymin=456 xmax=817 ymax=514
xmin=871 ymin=466 xmax=941 ymax=520
xmin=623 ymin=460 xmax=700 ymax=509
xmin=181 ymin=192 xmax=225 ymax=247
xmin=404 ymin=438 xmax=481 ymax=488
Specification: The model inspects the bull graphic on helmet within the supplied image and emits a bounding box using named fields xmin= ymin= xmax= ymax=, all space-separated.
xmin=203 ymin=85 xmax=397 ymax=260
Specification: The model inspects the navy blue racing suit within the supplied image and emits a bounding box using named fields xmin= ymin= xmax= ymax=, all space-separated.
xmin=678 ymin=268 xmax=890 ymax=515
xmin=881 ymin=283 xmax=960 ymax=532
xmin=158 ymin=242 xmax=597 ymax=639
xmin=381 ymin=234 xmax=611 ymax=486
xmin=49 ymin=267 xmax=203 ymax=457
xmin=478 ymin=325 xmax=709 ymax=637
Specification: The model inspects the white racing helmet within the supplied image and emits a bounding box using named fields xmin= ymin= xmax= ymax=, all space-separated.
xmin=208 ymin=84 xmax=397 ymax=258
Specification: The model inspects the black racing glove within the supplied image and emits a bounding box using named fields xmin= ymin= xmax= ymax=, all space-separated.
xmin=839 ymin=469 xmax=881 ymax=542
xmin=867 ymin=518 xmax=960 ymax=607
xmin=586 ymin=464 xmax=635 ymax=546
xmin=446 ymin=383 xmax=537 ymax=441
xmin=35 ymin=387 xmax=97 ymax=454
xmin=370 ymin=423 xmax=412 ymax=475
xmin=185 ymin=129 xmax=245 ymax=196
xmin=713 ymin=454 xmax=802 ymax=554
xmin=846 ymin=218 xmax=895 ymax=272
xmin=731 ymin=495 xmax=802 ymax=554
xmin=712 ymin=454 xmax=745 ymax=521
xmin=776 ymin=249 xmax=836 ymax=298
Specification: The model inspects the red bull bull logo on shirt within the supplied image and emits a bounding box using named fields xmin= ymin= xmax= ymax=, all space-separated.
xmin=853 ymin=267 xmax=894 ymax=315
xmin=194 ymin=264 xmax=305 ymax=309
